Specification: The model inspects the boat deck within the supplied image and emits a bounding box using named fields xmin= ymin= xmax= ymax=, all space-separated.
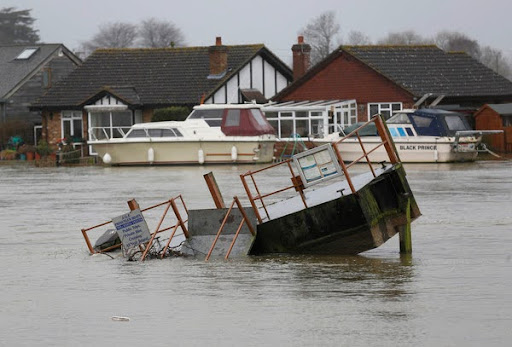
xmin=260 ymin=165 xmax=389 ymax=222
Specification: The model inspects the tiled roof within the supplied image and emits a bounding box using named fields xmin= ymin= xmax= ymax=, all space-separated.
xmin=33 ymin=45 xmax=289 ymax=108
xmin=343 ymin=45 xmax=512 ymax=97
xmin=0 ymin=44 xmax=79 ymax=99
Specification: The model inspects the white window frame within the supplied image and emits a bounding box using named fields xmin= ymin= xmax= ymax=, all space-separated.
xmin=367 ymin=102 xmax=402 ymax=120
xmin=61 ymin=111 xmax=83 ymax=141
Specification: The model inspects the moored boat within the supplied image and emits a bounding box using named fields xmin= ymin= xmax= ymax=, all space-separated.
xmin=317 ymin=109 xmax=493 ymax=163
xmin=89 ymin=104 xmax=276 ymax=165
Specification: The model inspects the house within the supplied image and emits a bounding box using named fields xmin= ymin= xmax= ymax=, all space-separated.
xmin=31 ymin=37 xmax=293 ymax=154
xmin=0 ymin=44 xmax=82 ymax=145
xmin=273 ymin=44 xmax=512 ymax=130
xmin=474 ymin=103 xmax=512 ymax=153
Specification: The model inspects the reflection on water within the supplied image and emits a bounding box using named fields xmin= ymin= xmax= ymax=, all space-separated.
xmin=1 ymin=160 xmax=511 ymax=346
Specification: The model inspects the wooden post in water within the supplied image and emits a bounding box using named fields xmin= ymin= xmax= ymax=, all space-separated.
xmin=399 ymin=198 xmax=413 ymax=253
xmin=204 ymin=172 xmax=226 ymax=209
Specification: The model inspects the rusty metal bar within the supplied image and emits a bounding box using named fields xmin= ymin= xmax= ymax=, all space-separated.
xmin=171 ymin=198 xmax=189 ymax=238
xmin=240 ymin=174 xmax=262 ymax=224
xmin=82 ymin=220 xmax=111 ymax=233
xmin=332 ymin=141 xmax=356 ymax=194
xmin=81 ymin=228 xmax=95 ymax=254
xmin=225 ymin=218 xmax=246 ymax=260
xmin=355 ymin=131 xmax=376 ymax=178
xmin=160 ymin=222 xmax=181 ymax=259
xmin=345 ymin=142 xmax=387 ymax=169
xmin=141 ymin=201 xmax=172 ymax=261
xmin=249 ymin=173 xmax=269 ymax=219
xmin=205 ymin=199 xmax=236 ymax=261
xmin=234 ymin=196 xmax=256 ymax=236
xmin=374 ymin=115 xmax=400 ymax=164
xmin=334 ymin=117 xmax=376 ymax=145
xmin=286 ymin=161 xmax=308 ymax=209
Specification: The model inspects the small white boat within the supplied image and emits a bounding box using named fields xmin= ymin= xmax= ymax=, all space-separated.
xmin=318 ymin=109 xmax=493 ymax=163
xmin=89 ymin=104 xmax=276 ymax=165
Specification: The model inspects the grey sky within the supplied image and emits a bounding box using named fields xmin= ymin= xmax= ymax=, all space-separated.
xmin=4 ymin=0 xmax=512 ymax=64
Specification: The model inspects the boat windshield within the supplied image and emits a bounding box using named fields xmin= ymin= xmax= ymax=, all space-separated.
xmin=386 ymin=113 xmax=411 ymax=124
xmin=444 ymin=115 xmax=469 ymax=131
xmin=187 ymin=109 xmax=224 ymax=126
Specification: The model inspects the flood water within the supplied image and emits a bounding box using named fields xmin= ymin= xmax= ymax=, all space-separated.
xmin=1 ymin=160 xmax=511 ymax=346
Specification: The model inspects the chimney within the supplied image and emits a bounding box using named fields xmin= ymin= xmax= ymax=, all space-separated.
xmin=209 ymin=36 xmax=228 ymax=76
xmin=292 ymin=36 xmax=311 ymax=80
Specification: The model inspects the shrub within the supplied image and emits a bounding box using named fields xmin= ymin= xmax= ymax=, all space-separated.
xmin=151 ymin=106 xmax=191 ymax=122
xmin=36 ymin=140 xmax=53 ymax=157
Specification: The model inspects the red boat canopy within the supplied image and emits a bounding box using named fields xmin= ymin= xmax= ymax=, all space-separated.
xmin=220 ymin=108 xmax=275 ymax=136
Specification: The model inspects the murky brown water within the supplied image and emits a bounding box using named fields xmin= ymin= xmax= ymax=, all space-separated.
xmin=0 ymin=160 xmax=511 ymax=346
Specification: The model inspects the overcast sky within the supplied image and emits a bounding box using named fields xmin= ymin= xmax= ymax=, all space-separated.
xmin=4 ymin=0 xmax=512 ymax=64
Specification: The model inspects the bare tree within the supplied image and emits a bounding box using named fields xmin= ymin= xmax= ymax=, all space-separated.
xmin=81 ymin=22 xmax=137 ymax=55
xmin=434 ymin=31 xmax=480 ymax=59
xmin=346 ymin=30 xmax=372 ymax=45
xmin=138 ymin=18 xmax=185 ymax=48
xmin=300 ymin=10 xmax=341 ymax=65
xmin=377 ymin=30 xmax=427 ymax=45
xmin=479 ymin=46 xmax=512 ymax=80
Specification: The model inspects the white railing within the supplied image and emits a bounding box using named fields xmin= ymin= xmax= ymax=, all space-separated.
xmin=88 ymin=127 xmax=131 ymax=141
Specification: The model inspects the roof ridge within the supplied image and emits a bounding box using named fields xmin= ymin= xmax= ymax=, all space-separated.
xmin=343 ymin=44 xmax=439 ymax=49
xmin=95 ymin=44 xmax=264 ymax=53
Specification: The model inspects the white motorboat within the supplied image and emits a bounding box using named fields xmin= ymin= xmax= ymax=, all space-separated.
xmin=89 ymin=104 xmax=276 ymax=165
xmin=318 ymin=109 xmax=495 ymax=163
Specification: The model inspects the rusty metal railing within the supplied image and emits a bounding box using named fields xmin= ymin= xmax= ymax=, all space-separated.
xmin=80 ymin=195 xmax=189 ymax=260
xmin=240 ymin=115 xmax=400 ymax=224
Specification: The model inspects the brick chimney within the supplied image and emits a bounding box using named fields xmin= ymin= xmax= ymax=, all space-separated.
xmin=292 ymin=36 xmax=311 ymax=80
xmin=209 ymin=36 xmax=228 ymax=75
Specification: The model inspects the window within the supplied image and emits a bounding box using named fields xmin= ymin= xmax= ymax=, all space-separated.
xmin=445 ymin=115 xmax=468 ymax=131
xmin=251 ymin=109 xmax=268 ymax=126
xmin=188 ymin=108 xmax=223 ymax=126
xmin=15 ymin=48 xmax=38 ymax=60
xmin=367 ymin=102 xmax=402 ymax=120
xmin=61 ymin=111 xmax=83 ymax=142
xmin=126 ymin=129 xmax=147 ymax=138
xmin=42 ymin=68 xmax=51 ymax=88
xmin=89 ymin=110 xmax=133 ymax=140
xmin=225 ymin=110 xmax=240 ymax=126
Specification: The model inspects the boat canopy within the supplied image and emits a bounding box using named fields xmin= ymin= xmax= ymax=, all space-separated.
xmin=188 ymin=105 xmax=275 ymax=136
xmin=388 ymin=109 xmax=472 ymax=137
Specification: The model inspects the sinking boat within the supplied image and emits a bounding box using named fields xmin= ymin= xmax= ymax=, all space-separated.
xmin=82 ymin=115 xmax=420 ymax=259
xmin=318 ymin=109 xmax=497 ymax=163
xmin=89 ymin=104 xmax=276 ymax=165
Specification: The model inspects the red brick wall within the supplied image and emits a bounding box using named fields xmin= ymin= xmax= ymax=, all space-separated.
xmin=279 ymin=52 xmax=415 ymax=121
xmin=41 ymin=110 xmax=62 ymax=148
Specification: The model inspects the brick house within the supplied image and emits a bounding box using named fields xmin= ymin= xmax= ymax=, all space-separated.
xmin=474 ymin=103 xmax=512 ymax=153
xmin=0 ymin=44 xmax=81 ymax=145
xmin=31 ymin=37 xmax=292 ymax=154
xmin=275 ymin=44 xmax=512 ymax=126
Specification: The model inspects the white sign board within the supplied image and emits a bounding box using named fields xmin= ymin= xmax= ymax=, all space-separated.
xmin=292 ymin=144 xmax=343 ymax=187
xmin=112 ymin=209 xmax=151 ymax=249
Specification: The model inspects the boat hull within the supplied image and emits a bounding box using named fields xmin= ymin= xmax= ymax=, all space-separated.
xmin=317 ymin=137 xmax=478 ymax=163
xmin=91 ymin=140 xmax=275 ymax=165
xmin=250 ymin=164 xmax=420 ymax=255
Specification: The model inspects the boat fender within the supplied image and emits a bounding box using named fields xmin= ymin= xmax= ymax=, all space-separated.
xmin=148 ymin=147 xmax=155 ymax=164
xmin=198 ymin=148 xmax=205 ymax=164
xmin=231 ymin=145 xmax=237 ymax=161
xmin=103 ymin=153 xmax=112 ymax=164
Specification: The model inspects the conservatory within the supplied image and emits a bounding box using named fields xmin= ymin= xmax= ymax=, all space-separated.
xmin=261 ymin=100 xmax=357 ymax=139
